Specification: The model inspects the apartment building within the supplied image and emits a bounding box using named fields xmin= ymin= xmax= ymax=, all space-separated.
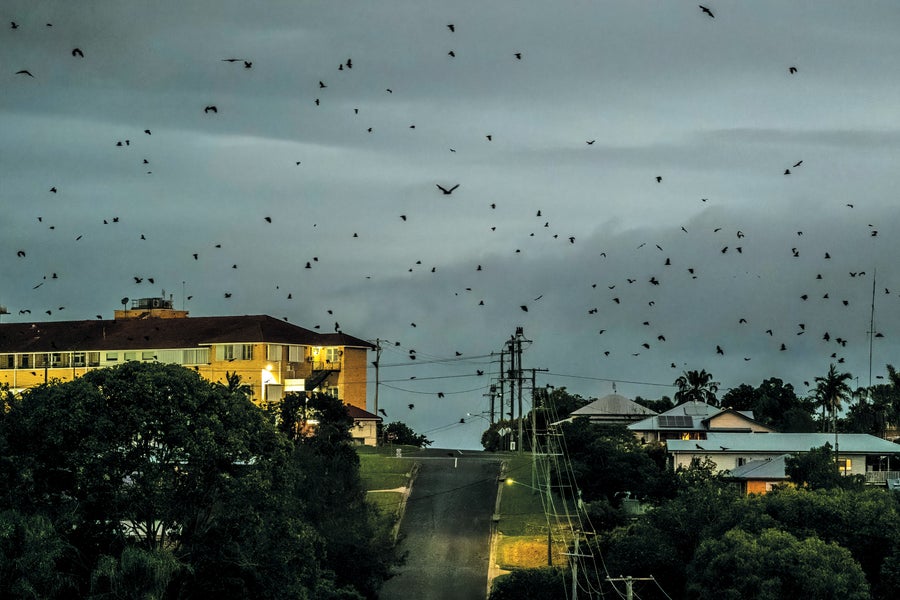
xmin=0 ymin=297 xmax=374 ymax=412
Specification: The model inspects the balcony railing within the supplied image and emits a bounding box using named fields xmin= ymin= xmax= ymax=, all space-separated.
xmin=311 ymin=360 xmax=341 ymax=371
xmin=864 ymin=471 xmax=900 ymax=485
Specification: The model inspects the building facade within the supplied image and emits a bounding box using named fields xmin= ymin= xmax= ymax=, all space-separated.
xmin=0 ymin=298 xmax=374 ymax=413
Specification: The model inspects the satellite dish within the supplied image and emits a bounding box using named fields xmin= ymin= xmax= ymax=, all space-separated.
xmin=121 ymin=297 xmax=129 ymax=306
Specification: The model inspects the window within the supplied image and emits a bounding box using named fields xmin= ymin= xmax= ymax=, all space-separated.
xmin=182 ymin=348 xmax=209 ymax=365
xmin=142 ymin=351 xmax=156 ymax=361
xmin=288 ymin=345 xmax=303 ymax=362
xmin=326 ymin=386 xmax=339 ymax=398
xmin=267 ymin=345 xmax=283 ymax=361
xmin=18 ymin=354 xmax=30 ymax=368
xmin=33 ymin=354 xmax=49 ymax=368
xmin=837 ymin=458 xmax=852 ymax=474
xmin=325 ymin=347 xmax=341 ymax=363
xmin=73 ymin=352 xmax=86 ymax=367
xmin=150 ymin=350 xmax=178 ymax=364
xmin=124 ymin=351 xmax=137 ymax=362
xmin=106 ymin=352 xmax=118 ymax=362
xmin=737 ymin=457 xmax=747 ymax=467
xmin=215 ymin=344 xmax=253 ymax=361
xmin=87 ymin=352 xmax=100 ymax=367
xmin=0 ymin=354 xmax=13 ymax=369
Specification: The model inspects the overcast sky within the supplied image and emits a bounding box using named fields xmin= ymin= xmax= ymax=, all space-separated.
xmin=4 ymin=1 xmax=900 ymax=448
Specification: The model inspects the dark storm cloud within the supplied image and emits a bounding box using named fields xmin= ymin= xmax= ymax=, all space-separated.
xmin=4 ymin=1 xmax=900 ymax=447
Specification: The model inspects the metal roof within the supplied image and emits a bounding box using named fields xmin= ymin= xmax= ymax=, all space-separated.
xmin=569 ymin=394 xmax=657 ymax=417
xmin=667 ymin=432 xmax=900 ymax=454
xmin=628 ymin=401 xmax=755 ymax=432
xmin=727 ymin=454 xmax=791 ymax=480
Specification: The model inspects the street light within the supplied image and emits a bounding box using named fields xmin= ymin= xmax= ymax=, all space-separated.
xmin=499 ymin=477 xmax=553 ymax=566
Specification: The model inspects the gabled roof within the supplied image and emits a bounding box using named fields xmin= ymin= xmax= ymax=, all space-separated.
xmin=570 ymin=394 xmax=658 ymax=418
xmin=727 ymin=455 xmax=791 ymax=480
xmin=345 ymin=405 xmax=381 ymax=421
xmin=667 ymin=432 xmax=900 ymax=454
xmin=0 ymin=315 xmax=374 ymax=353
xmin=703 ymin=408 xmax=775 ymax=432
xmin=628 ymin=401 xmax=753 ymax=432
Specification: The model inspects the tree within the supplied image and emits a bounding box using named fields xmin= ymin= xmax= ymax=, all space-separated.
xmin=0 ymin=363 xmax=393 ymax=598
xmin=720 ymin=379 xmax=815 ymax=432
xmin=381 ymin=421 xmax=432 ymax=447
xmin=687 ymin=527 xmax=870 ymax=600
xmin=758 ymin=487 xmax=900 ymax=594
xmin=674 ymin=369 xmax=720 ymax=406
xmin=720 ymin=383 xmax=758 ymax=412
xmin=813 ymin=364 xmax=852 ymax=433
xmin=633 ymin=395 xmax=675 ymax=414
xmin=0 ymin=510 xmax=72 ymax=598
xmin=480 ymin=387 xmax=589 ymax=451
xmin=784 ymin=443 xmax=863 ymax=490
xmin=551 ymin=421 xmax=673 ymax=504
xmin=488 ymin=567 xmax=568 ymax=600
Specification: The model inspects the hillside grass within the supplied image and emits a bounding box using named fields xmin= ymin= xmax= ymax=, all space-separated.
xmin=495 ymin=454 xmax=575 ymax=569
xmin=356 ymin=445 xmax=418 ymax=526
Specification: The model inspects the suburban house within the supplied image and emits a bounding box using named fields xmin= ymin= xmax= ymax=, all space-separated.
xmin=556 ymin=393 xmax=657 ymax=426
xmin=667 ymin=432 xmax=900 ymax=487
xmin=628 ymin=400 xmax=775 ymax=443
xmin=726 ymin=454 xmax=793 ymax=495
xmin=0 ymin=297 xmax=377 ymax=440
xmin=346 ymin=405 xmax=382 ymax=446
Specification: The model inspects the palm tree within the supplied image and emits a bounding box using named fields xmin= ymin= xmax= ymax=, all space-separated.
xmin=674 ymin=369 xmax=720 ymax=407
xmin=813 ymin=364 xmax=852 ymax=433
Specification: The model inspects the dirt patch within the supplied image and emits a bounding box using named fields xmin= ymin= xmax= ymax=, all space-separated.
xmin=496 ymin=534 xmax=567 ymax=569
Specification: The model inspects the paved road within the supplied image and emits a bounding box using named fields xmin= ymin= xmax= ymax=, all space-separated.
xmin=379 ymin=450 xmax=502 ymax=600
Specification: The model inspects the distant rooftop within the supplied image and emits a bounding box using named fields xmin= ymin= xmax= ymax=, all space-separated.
xmin=668 ymin=432 xmax=900 ymax=454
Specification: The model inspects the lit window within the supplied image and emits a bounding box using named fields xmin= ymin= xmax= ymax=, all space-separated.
xmin=288 ymin=345 xmax=303 ymax=362
xmin=837 ymin=458 xmax=852 ymax=474
xmin=267 ymin=345 xmax=283 ymax=361
xmin=325 ymin=347 xmax=341 ymax=362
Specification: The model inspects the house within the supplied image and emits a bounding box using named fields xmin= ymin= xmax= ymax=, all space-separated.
xmin=628 ymin=400 xmax=775 ymax=443
xmin=346 ymin=405 xmax=382 ymax=446
xmin=557 ymin=393 xmax=657 ymax=426
xmin=0 ymin=297 xmax=374 ymax=415
xmin=725 ymin=454 xmax=793 ymax=495
xmin=667 ymin=432 xmax=900 ymax=485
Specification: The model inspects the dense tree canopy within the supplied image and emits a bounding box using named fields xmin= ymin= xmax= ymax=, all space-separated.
xmin=381 ymin=421 xmax=432 ymax=447
xmin=687 ymin=527 xmax=870 ymax=600
xmin=0 ymin=363 xmax=397 ymax=599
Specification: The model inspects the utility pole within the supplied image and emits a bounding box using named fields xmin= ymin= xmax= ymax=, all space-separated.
xmin=606 ymin=576 xmax=655 ymax=600
xmin=373 ymin=339 xmax=383 ymax=430
xmin=498 ymin=349 xmax=506 ymax=448
xmin=511 ymin=327 xmax=529 ymax=455
xmin=507 ymin=336 xmax=517 ymax=450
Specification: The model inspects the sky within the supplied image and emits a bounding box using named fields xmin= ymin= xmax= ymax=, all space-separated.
xmin=3 ymin=1 xmax=900 ymax=449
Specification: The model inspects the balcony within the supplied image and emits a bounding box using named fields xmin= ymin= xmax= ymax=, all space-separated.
xmin=864 ymin=470 xmax=900 ymax=486
xmin=311 ymin=360 xmax=341 ymax=372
